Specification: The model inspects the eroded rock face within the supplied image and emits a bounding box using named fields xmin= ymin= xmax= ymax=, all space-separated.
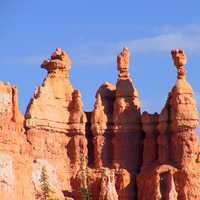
xmin=0 ymin=48 xmax=199 ymax=200
xmin=92 ymin=94 xmax=108 ymax=168
xmin=137 ymin=49 xmax=200 ymax=200
xmin=24 ymin=48 xmax=88 ymax=199
xmin=0 ymin=82 xmax=23 ymax=123
xmin=99 ymin=168 xmax=118 ymax=200
xmin=91 ymin=83 xmax=115 ymax=169
xmin=111 ymin=48 xmax=143 ymax=199
xmin=32 ymin=159 xmax=64 ymax=199
xmin=0 ymin=154 xmax=15 ymax=200
xmin=25 ymin=48 xmax=74 ymax=132
xmin=141 ymin=112 xmax=158 ymax=167
xmin=92 ymin=94 xmax=108 ymax=136
xmin=112 ymin=48 xmax=142 ymax=173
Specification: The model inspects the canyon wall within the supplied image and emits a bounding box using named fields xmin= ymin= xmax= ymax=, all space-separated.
xmin=0 ymin=48 xmax=199 ymax=200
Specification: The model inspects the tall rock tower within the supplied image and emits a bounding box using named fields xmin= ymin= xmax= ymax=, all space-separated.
xmin=24 ymin=48 xmax=88 ymax=199
xmin=137 ymin=49 xmax=200 ymax=200
xmin=90 ymin=48 xmax=143 ymax=200
xmin=25 ymin=47 xmax=74 ymax=131
xmin=0 ymin=83 xmax=26 ymax=200
xmin=112 ymin=47 xmax=142 ymax=173
xmin=112 ymin=48 xmax=143 ymax=200
xmin=0 ymin=46 xmax=200 ymax=200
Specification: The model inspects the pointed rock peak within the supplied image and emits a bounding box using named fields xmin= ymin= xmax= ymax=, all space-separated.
xmin=41 ymin=48 xmax=72 ymax=75
xmin=114 ymin=48 xmax=141 ymax=127
xmin=92 ymin=94 xmax=107 ymax=120
xmin=168 ymin=49 xmax=199 ymax=131
xmin=115 ymin=47 xmax=140 ymax=99
xmin=170 ymin=49 xmax=193 ymax=98
xmin=25 ymin=48 xmax=75 ymax=132
xmin=95 ymin=83 xmax=116 ymax=122
xmin=93 ymin=94 xmax=104 ymax=115
xmin=117 ymin=47 xmax=130 ymax=79
xmin=71 ymin=90 xmax=83 ymax=111
xmin=171 ymin=49 xmax=187 ymax=80
xmin=96 ymin=82 xmax=116 ymax=100
xmin=170 ymin=49 xmax=193 ymax=95
xmin=72 ymin=89 xmax=81 ymax=98
xmin=68 ymin=89 xmax=87 ymax=133
xmin=91 ymin=93 xmax=108 ymax=135
xmin=0 ymin=83 xmax=23 ymax=122
xmin=95 ymin=94 xmax=103 ymax=108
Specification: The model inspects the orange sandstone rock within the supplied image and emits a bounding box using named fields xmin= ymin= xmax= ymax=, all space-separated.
xmin=0 ymin=47 xmax=199 ymax=200
xmin=137 ymin=49 xmax=200 ymax=200
xmin=25 ymin=48 xmax=74 ymax=132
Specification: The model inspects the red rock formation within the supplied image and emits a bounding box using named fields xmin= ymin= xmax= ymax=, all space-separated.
xmin=91 ymin=94 xmax=108 ymax=168
xmin=95 ymin=82 xmax=116 ymax=122
xmin=92 ymin=82 xmax=116 ymax=168
xmin=0 ymin=82 xmax=33 ymax=200
xmin=0 ymin=47 xmax=200 ymax=200
xmin=68 ymin=90 xmax=88 ymax=170
xmin=99 ymin=168 xmax=118 ymax=200
xmin=112 ymin=48 xmax=142 ymax=171
xmin=112 ymin=48 xmax=142 ymax=199
xmin=113 ymin=164 xmax=132 ymax=200
xmin=0 ymin=83 xmax=23 ymax=124
xmin=137 ymin=49 xmax=200 ymax=200
xmin=24 ymin=48 xmax=88 ymax=199
xmin=25 ymin=48 xmax=74 ymax=132
xmin=142 ymin=112 xmax=158 ymax=167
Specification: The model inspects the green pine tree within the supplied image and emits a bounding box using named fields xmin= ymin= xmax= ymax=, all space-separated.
xmin=40 ymin=166 xmax=52 ymax=200
xmin=39 ymin=166 xmax=60 ymax=200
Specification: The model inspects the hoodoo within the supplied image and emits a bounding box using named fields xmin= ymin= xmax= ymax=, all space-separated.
xmin=0 ymin=48 xmax=199 ymax=200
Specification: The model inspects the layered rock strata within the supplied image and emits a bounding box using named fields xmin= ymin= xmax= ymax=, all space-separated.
xmin=137 ymin=49 xmax=200 ymax=200
xmin=0 ymin=48 xmax=199 ymax=200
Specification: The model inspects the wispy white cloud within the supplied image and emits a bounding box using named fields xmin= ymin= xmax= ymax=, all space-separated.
xmin=75 ymin=24 xmax=200 ymax=65
xmin=125 ymin=33 xmax=200 ymax=53
xmin=1 ymin=24 xmax=200 ymax=66
xmin=121 ymin=24 xmax=200 ymax=54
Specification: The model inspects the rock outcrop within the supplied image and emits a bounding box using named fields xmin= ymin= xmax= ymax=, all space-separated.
xmin=99 ymin=168 xmax=118 ymax=200
xmin=112 ymin=48 xmax=142 ymax=171
xmin=0 ymin=154 xmax=15 ymax=200
xmin=137 ymin=49 xmax=200 ymax=200
xmin=24 ymin=48 xmax=88 ymax=199
xmin=111 ymin=48 xmax=142 ymax=199
xmin=92 ymin=94 xmax=108 ymax=168
xmin=25 ymin=48 xmax=74 ymax=132
xmin=0 ymin=47 xmax=199 ymax=200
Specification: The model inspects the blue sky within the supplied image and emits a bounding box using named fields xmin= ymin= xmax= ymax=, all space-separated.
xmin=0 ymin=0 xmax=200 ymax=117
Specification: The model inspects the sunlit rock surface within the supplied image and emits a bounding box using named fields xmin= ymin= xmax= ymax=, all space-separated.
xmin=0 ymin=48 xmax=199 ymax=200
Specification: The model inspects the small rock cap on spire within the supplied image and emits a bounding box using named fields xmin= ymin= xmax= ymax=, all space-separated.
xmin=171 ymin=49 xmax=187 ymax=79
xmin=41 ymin=48 xmax=72 ymax=72
xmin=117 ymin=47 xmax=130 ymax=79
